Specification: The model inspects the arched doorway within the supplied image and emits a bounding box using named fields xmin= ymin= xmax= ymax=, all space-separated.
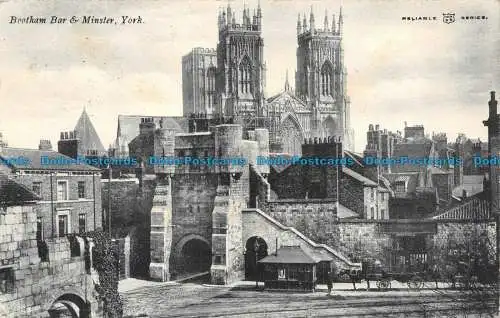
xmin=245 ymin=236 xmax=268 ymax=280
xmin=322 ymin=116 xmax=337 ymax=138
xmin=174 ymin=234 xmax=212 ymax=278
xmin=48 ymin=293 xmax=88 ymax=318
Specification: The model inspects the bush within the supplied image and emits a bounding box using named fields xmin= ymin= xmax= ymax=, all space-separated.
xmin=83 ymin=230 xmax=123 ymax=318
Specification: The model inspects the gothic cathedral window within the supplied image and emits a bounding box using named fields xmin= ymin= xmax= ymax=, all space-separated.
xmin=207 ymin=67 xmax=216 ymax=110
xmin=321 ymin=62 xmax=334 ymax=97
xmin=239 ymin=57 xmax=252 ymax=96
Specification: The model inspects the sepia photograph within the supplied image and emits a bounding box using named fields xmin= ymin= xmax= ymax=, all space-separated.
xmin=0 ymin=0 xmax=499 ymax=317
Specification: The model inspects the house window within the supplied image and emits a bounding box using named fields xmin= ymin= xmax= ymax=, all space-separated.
xmin=57 ymin=181 xmax=68 ymax=201
xmin=57 ymin=210 xmax=71 ymax=237
xmin=36 ymin=217 xmax=43 ymax=241
xmin=278 ymin=268 xmax=286 ymax=280
xmin=371 ymin=188 xmax=374 ymax=200
xmin=0 ymin=268 xmax=15 ymax=294
xmin=78 ymin=213 xmax=86 ymax=233
xmin=381 ymin=209 xmax=385 ymax=219
xmin=78 ymin=181 xmax=85 ymax=199
xmin=394 ymin=181 xmax=406 ymax=193
xmin=370 ymin=207 xmax=374 ymax=219
xmin=32 ymin=182 xmax=42 ymax=197
xmin=364 ymin=206 xmax=368 ymax=219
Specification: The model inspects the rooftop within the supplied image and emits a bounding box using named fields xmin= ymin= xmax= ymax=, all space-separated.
xmin=258 ymin=246 xmax=321 ymax=264
xmin=0 ymin=147 xmax=100 ymax=171
xmin=0 ymin=173 xmax=40 ymax=205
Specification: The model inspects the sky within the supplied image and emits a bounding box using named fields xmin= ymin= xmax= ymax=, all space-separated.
xmin=0 ymin=0 xmax=499 ymax=152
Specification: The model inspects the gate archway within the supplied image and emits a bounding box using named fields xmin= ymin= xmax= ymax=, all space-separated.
xmin=174 ymin=234 xmax=212 ymax=277
xmin=245 ymin=236 xmax=268 ymax=280
xmin=48 ymin=293 xmax=88 ymax=318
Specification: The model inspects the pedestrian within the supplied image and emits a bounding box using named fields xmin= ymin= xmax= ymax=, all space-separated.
xmin=326 ymin=270 xmax=333 ymax=296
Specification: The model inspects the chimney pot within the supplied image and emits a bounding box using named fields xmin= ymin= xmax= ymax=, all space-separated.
xmin=491 ymin=91 xmax=496 ymax=101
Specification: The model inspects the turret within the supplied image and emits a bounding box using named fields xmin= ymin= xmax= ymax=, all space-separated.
xmin=332 ymin=14 xmax=336 ymax=34
xmin=302 ymin=14 xmax=307 ymax=32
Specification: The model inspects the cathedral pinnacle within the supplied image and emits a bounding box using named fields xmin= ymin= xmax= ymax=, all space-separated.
xmin=338 ymin=6 xmax=343 ymax=35
xmin=324 ymin=9 xmax=329 ymax=31
xmin=309 ymin=5 xmax=315 ymax=31
xmin=332 ymin=14 xmax=336 ymax=34
xmin=297 ymin=14 xmax=301 ymax=35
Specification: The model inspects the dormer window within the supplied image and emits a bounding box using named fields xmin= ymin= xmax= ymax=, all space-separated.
xmin=393 ymin=176 xmax=409 ymax=193
xmin=394 ymin=181 xmax=406 ymax=193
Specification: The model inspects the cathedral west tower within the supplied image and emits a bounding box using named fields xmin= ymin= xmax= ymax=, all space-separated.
xmin=295 ymin=7 xmax=354 ymax=150
xmin=216 ymin=3 xmax=266 ymax=126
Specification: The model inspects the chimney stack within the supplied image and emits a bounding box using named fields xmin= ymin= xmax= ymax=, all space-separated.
xmin=39 ymin=139 xmax=53 ymax=151
xmin=489 ymin=91 xmax=497 ymax=118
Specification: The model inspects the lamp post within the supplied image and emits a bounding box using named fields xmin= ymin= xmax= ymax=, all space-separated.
xmin=254 ymin=239 xmax=260 ymax=290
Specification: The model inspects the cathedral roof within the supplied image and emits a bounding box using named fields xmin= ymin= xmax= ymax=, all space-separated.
xmin=342 ymin=167 xmax=377 ymax=186
xmin=74 ymin=109 xmax=106 ymax=155
xmin=266 ymin=90 xmax=310 ymax=114
xmin=114 ymin=115 xmax=188 ymax=149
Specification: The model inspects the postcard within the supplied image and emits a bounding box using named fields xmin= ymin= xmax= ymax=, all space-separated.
xmin=0 ymin=0 xmax=499 ymax=317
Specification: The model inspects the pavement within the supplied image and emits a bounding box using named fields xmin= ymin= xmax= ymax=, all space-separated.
xmin=119 ymin=277 xmax=496 ymax=317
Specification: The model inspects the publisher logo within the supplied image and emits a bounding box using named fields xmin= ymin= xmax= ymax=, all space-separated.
xmin=442 ymin=13 xmax=455 ymax=24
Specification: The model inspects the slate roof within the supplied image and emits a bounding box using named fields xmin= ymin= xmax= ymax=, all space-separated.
xmin=391 ymin=142 xmax=433 ymax=173
xmin=0 ymin=147 xmax=100 ymax=171
xmin=74 ymin=109 xmax=106 ymax=155
xmin=452 ymin=175 xmax=484 ymax=197
xmin=342 ymin=167 xmax=377 ymax=186
xmin=115 ymin=115 xmax=188 ymax=150
xmin=258 ymin=246 xmax=320 ymax=264
xmin=344 ymin=150 xmax=364 ymax=167
xmin=383 ymin=172 xmax=420 ymax=193
xmin=0 ymin=173 xmax=40 ymax=205
xmin=338 ymin=205 xmax=359 ymax=219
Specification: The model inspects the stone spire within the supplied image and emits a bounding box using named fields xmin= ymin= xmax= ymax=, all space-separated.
xmin=284 ymin=70 xmax=291 ymax=92
xmin=302 ymin=13 xmax=307 ymax=32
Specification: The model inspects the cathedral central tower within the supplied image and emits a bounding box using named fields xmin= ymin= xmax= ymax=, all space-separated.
xmin=216 ymin=4 xmax=266 ymax=124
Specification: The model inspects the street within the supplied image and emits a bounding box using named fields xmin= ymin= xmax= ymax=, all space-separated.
xmin=120 ymin=279 xmax=497 ymax=317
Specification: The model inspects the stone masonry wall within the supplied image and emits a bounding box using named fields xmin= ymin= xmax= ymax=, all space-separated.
xmin=0 ymin=204 xmax=100 ymax=318
xmin=337 ymin=221 xmax=392 ymax=264
xmin=264 ymin=199 xmax=338 ymax=248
